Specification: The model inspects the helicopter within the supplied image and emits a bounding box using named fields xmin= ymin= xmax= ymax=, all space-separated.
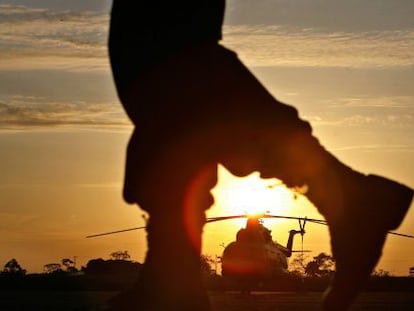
xmin=205 ymin=214 xmax=320 ymax=287
xmin=214 ymin=215 xmax=306 ymax=281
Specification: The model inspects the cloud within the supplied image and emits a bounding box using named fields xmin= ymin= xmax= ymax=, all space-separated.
xmin=0 ymin=95 xmax=130 ymax=129
xmin=0 ymin=4 xmax=412 ymax=130
xmin=0 ymin=5 xmax=109 ymax=71
xmin=331 ymin=144 xmax=414 ymax=153
xmin=0 ymin=2 xmax=125 ymax=131
xmin=0 ymin=212 xmax=40 ymax=235
xmin=2 ymin=1 xmax=413 ymax=32
xmin=1 ymin=4 xmax=413 ymax=71
xmin=306 ymin=114 xmax=375 ymax=127
xmin=225 ymin=0 xmax=414 ymax=32
xmin=307 ymin=113 xmax=414 ymax=129
xmin=327 ymin=96 xmax=414 ymax=109
xmin=303 ymin=94 xmax=414 ymax=129
xmin=0 ymin=0 xmax=112 ymax=12
xmin=74 ymin=183 xmax=122 ymax=189
xmin=222 ymin=25 xmax=414 ymax=68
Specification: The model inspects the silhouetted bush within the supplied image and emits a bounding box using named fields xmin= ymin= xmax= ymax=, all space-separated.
xmin=82 ymin=258 xmax=142 ymax=277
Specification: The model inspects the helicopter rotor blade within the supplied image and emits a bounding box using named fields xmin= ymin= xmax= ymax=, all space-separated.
xmin=206 ymin=215 xmax=249 ymax=223
xmin=388 ymin=231 xmax=414 ymax=239
xmin=261 ymin=214 xmax=328 ymax=225
xmin=86 ymin=214 xmax=414 ymax=239
xmin=207 ymin=214 xmax=414 ymax=239
xmin=206 ymin=214 xmax=328 ymax=224
xmin=86 ymin=226 xmax=147 ymax=238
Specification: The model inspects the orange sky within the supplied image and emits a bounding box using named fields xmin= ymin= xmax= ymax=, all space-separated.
xmin=0 ymin=1 xmax=414 ymax=275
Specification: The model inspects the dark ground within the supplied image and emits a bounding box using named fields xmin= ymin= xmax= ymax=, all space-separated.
xmin=0 ymin=290 xmax=413 ymax=311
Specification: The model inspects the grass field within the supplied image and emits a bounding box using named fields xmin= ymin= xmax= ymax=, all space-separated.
xmin=1 ymin=290 xmax=413 ymax=310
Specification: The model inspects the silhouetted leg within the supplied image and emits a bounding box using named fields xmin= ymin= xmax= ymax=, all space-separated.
xmin=109 ymin=2 xmax=411 ymax=310
xmin=119 ymin=44 xmax=413 ymax=310
xmin=111 ymin=39 xmax=412 ymax=310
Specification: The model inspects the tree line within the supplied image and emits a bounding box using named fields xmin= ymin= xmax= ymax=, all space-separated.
xmin=0 ymin=251 xmax=394 ymax=279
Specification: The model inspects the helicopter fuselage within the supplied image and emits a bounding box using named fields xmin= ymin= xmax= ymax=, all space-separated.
xmin=221 ymin=217 xmax=300 ymax=280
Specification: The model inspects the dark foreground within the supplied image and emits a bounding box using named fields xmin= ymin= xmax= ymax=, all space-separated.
xmin=0 ymin=290 xmax=413 ymax=311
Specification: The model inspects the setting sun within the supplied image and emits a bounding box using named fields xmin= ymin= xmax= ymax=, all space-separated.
xmin=210 ymin=165 xmax=297 ymax=218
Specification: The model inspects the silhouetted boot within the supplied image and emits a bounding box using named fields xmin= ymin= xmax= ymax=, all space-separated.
xmin=305 ymin=165 xmax=413 ymax=310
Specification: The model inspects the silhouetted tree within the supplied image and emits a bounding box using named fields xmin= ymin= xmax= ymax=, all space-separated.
xmin=372 ymin=269 xmax=392 ymax=277
xmin=200 ymin=255 xmax=214 ymax=275
xmin=110 ymin=250 xmax=131 ymax=261
xmin=83 ymin=258 xmax=142 ymax=277
xmin=61 ymin=258 xmax=78 ymax=273
xmin=289 ymin=253 xmax=310 ymax=276
xmin=305 ymin=253 xmax=335 ymax=277
xmin=43 ymin=263 xmax=63 ymax=274
xmin=2 ymin=258 xmax=26 ymax=276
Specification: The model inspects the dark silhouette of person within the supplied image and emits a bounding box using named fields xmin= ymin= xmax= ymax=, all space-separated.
xmin=108 ymin=1 xmax=413 ymax=310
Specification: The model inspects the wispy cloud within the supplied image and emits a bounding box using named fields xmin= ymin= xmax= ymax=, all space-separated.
xmin=331 ymin=144 xmax=414 ymax=153
xmin=0 ymin=212 xmax=40 ymax=233
xmin=0 ymin=8 xmax=120 ymax=126
xmin=303 ymin=94 xmax=414 ymax=129
xmin=307 ymin=113 xmax=414 ymax=129
xmin=0 ymin=5 xmax=109 ymax=71
xmin=74 ymin=183 xmax=122 ymax=189
xmin=225 ymin=0 xmax=414 ymax=32
xmin=0 ymin=0 xmax=112 ymax=12
xmin=1 ymin=5 xmax=413 ymax=130
xmin=328 ymin=96 xmax=414 ymax=109
xmin=1 ymin=5 xmax=413 ymax=71
xmin=223 ymin=25 xmax=414 ymax=68
xmin=0 ymin=95 xmax=129 ymax=129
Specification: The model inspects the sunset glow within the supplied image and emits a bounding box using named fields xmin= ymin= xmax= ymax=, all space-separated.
xmin=0 ymin=0 xmax=413 ymax=276
xmin=211 ymin=165 xmax=296 ymax=218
